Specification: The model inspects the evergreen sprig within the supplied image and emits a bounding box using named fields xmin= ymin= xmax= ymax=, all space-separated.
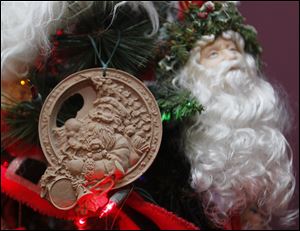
xmin=150 ymin=84 xmax=204 ymax=122
xmin=37 ymin=2 xmax=159 ymax=82
xmin=1 ymin=94 xmax=41 ymax=147
xmin=53 ymin=19 xmax=155 ymax=77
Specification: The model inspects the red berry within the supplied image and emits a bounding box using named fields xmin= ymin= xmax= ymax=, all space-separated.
xmin=206 ymin=4 xmax=214 ymax=13
xmin=197 ymin=12 xmax=208 ymax=19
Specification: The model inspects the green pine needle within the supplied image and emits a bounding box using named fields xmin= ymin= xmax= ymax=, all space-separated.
xmin=1 ymin=94 xmax=41 ymax=147
xmin=150 ymin=84 xmax=204 ymax=123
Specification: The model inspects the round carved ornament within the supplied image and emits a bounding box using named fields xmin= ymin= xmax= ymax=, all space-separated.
xmin=38 ymin=68 xmax=162 ymax=212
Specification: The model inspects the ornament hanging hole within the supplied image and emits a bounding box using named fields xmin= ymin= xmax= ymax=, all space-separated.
xmin=56 ymin=94 xmax=84 ymax=127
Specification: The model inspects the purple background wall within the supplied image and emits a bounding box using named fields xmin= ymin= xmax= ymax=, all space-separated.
xmin=239 ymin=2 xmax=299 ymax=230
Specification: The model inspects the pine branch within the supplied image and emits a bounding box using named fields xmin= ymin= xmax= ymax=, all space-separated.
xmin=51 ymin=2 xmax=158 ymax=77
xmin=149 ymin=84 xmax=204 ymax=123
xmin=1 ymin=94 xmax=41 ymax=147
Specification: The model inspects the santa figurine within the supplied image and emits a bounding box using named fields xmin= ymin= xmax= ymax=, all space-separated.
xmin=168 ymin=1 xmax=298 ymax=230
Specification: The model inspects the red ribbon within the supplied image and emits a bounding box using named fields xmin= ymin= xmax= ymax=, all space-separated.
xmin=125 ymin=191 xmax=200 ymax=230
xmin=2 ymin=165 xmax=201 ymax=229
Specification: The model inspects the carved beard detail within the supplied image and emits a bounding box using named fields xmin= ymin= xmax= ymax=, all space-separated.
xmin=65 ymin=121 xmax=130 ymax=179
xmin=87 ymin=126 xmax=116 ymax=152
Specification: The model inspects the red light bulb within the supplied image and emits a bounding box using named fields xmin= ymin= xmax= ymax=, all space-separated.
xmin=75 ymin=217 xmax=87 ymax=227
xmin=99 ymin=201 xmax=117 ymax=218
xmin=79 ymin=218 xmax=86 ymax=225
xmin=2 ymin=161 xmax=9 ymax=168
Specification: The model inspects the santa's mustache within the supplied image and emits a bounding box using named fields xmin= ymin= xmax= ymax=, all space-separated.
xmin=209 ymin=58 xmax=247 ymax=75
xmin=204 ymin=59 xmax=254 ymax=92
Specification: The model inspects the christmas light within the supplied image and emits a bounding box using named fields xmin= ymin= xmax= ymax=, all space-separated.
xmin=2 ymin=161 xmax=9 ymax=168
xmin=98 ymin=188 xmax=130 ymax=219
xmin=99 ymin=201 xmax=117 ymax=218
xmin=78 ymin=218 xmax=86 ymax=225
xmin=161 ymin=112 xmax=171 ymax=122
xmin=56 ymin=29 xmax=64 ymax=36
xmin=20 ymin=80 xmax=26 ymax=86
xmin=75 ymin=217 xmax=87 ymax=228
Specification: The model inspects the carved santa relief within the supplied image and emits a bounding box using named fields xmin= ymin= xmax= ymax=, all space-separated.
xmin=39 ymin=68 xmax=162 ymax=213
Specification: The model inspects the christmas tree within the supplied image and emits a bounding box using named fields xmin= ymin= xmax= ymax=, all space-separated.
xmin=1 ymin=1 xmax=298 ymax=230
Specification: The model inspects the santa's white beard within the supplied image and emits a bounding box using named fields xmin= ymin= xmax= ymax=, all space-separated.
xmin=177 ymin=55 xmax=296 ymax=228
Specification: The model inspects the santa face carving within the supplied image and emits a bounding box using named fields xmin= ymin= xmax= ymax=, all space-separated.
xmin=199 ymin=37 xmax=242 ymax=69
xmin=39 ymin=68 xmax=162 ymax=214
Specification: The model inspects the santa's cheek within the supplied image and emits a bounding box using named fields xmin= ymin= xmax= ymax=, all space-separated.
xmin=201 ymin=58 xmax=223 ymax=69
